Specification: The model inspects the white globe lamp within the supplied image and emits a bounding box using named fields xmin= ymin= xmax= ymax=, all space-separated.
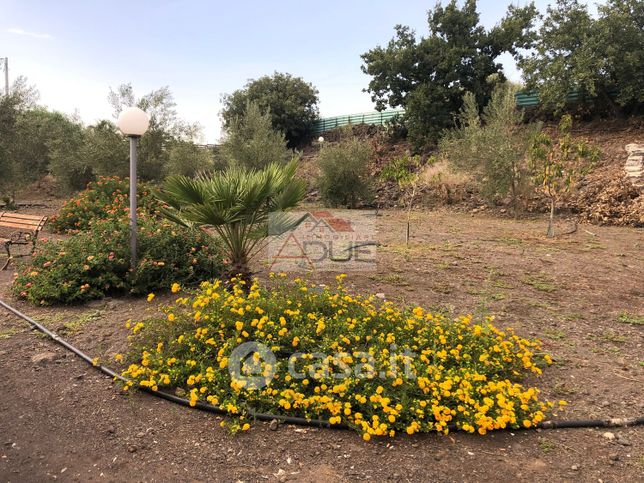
xmin=117 ymin=107 xmax=150 ymax=137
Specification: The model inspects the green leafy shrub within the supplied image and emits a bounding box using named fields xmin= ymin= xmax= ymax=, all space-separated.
xmin=49 ymin=176 xmax=161 ymax=233
xmin=219 ymin=101 xmax=295 ymax=170
xmin=165 ymin=140 xmax=215 ymax=178
xmin=383 ymin=113 xmax=408 ymax=142
xmin=380 ymin=154 xmax=420 ymax=184
xmin=12 ymin=217 xmax=223 ymax=305
xmin=317 ymin=138 xmax=374 ymax=208
xmin=122 ymin=276 xmax=556 ymax=438
xmin=439 ymin=84 xmax=540 ymax=209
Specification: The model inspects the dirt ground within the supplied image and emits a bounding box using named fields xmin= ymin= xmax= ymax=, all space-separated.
xmin=0 ymin=207 xmax=642 ymax=482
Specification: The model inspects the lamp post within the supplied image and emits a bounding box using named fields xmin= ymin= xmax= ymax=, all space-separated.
xmin=116 ymin=107 xmax=150 ymax=269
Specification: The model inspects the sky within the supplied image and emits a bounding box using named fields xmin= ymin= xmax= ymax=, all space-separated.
xmin=1 ymin=0 xmax=602 ymax=143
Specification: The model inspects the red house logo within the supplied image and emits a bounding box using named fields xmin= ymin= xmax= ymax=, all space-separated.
xmin=268 ymin=210 xmax=376 ymax=272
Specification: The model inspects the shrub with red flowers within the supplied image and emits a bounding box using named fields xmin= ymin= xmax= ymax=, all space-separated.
xmin=49 ymin=177 xmax=161 ymax=233
xmin=12 ymin=217 xmax=224 ymax=304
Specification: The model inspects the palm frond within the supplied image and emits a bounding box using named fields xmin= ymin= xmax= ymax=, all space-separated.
xmin=156 ymin=160 xmax=306 ymax=274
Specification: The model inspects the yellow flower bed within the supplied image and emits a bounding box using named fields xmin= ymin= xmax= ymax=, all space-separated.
xmin=123 ymin=275 xmax=556 ymax=438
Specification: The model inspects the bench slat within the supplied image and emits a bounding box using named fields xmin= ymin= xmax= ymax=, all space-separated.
xmin=0 ymin=217 xmax=43 ymax=226
xmin=0 ymin=220 xmax=42 ymax=231
xmin=1 ymin=218 xmax=42 ymax=226
xmin=1 ymin=213 xmax=45 ymax=221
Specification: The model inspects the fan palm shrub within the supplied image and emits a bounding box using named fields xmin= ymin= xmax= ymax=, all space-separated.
xmin=156 ymin=160 xmax=306 ymax=284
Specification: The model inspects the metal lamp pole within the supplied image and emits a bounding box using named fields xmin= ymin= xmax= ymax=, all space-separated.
xmin=128 ymin=135 xmax=140 ymax=269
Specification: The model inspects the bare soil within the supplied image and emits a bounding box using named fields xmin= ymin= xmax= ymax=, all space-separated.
xmin=1 ymin=205 xmax=643 ymax=482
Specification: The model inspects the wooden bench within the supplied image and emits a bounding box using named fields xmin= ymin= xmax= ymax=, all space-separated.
xmin=0 ymin=212 xmax=48 ymax=270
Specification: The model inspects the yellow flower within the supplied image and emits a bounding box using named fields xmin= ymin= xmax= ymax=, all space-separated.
xmin=147 ymin=293 xmax=155 ymax=302
xmin=120 ymin=276 xmax=557 ymax=440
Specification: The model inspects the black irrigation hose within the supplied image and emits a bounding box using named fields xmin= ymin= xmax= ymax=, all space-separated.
xmin=0 ymin=298 xmax=340 ymax=429
xmin=1 ymin=298 xmax=643 ymax=433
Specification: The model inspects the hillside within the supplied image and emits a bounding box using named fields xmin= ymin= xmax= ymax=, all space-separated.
xmin=300 ymin=118 xmax=644 ymax=227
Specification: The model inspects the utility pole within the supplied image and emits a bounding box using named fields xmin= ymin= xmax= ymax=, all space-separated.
xmin=2 ymin=58 xmax=7 ymax=96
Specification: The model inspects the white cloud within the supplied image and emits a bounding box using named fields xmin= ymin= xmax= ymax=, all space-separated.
xmin=7 ymin=27 xmax=54 ymax=40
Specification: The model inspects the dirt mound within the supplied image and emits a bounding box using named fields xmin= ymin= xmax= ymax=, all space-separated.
xmin=17 ymin=174 xmax=60 ymax=200
xmin=306 ymin=118 xmax=644 ymax=225
xmin=569 ymin=118 xmax=643 ymax=227
xmin=573 ymin=163 xmax=643 ymax=226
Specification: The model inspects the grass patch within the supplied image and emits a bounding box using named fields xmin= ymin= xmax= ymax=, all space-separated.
xmin=617 ymin=313 xmax=644 ymax=326
xmin=560 ymin=312 xmax=584 ymax=322
xmin=521 ymin=273 xmax=557 ymax=293
xmin=583 ymin=241 xmax=606 ymax=251
xmin=433 ymin=282 xmax=454 ymax=294
xmin=370 ymin=273 xmax=410 ymax=287
xmin=440 ymin=240 xmax=462 ymax=252
xmin=553 ymin=382 xmax=577 ymax=396
xmin=588 ymin=330 xmax=627 ymax=345
xmin=0 ymin=328 xmax=20 ymax=339
xmin=538 ymin=437 xmax=556 ymax=454
xmin=62 ymin=310 xmax=103 ymax=334
xmin=492 ymin=279 xmax=514 ymax=289
xmin=436 ymin=262 xmax=454 ymax=270
xmin=543 ymin=328 xmax=566 ymax=341
xmin=496 ymin=237 xmax=524 ymax=246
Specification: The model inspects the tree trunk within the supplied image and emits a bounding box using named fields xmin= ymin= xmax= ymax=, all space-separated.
xmin=547 ymin=197 xmax=555 ymax=238
xmin=511 ymin=181 xmax=518 ymax=219
xmin=224 ymin=258 xmax=252 ymax=292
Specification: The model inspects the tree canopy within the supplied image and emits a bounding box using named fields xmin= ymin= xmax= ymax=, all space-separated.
xmin=361 ymin=0 xmax=536 ymax=147
xmin=1 ymin=79 xmax=213 ymax=197
xmin=220 ymin=72 xmax=319 ymax=147
xmin=518 ymin=0 xmax=644 ymax=114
